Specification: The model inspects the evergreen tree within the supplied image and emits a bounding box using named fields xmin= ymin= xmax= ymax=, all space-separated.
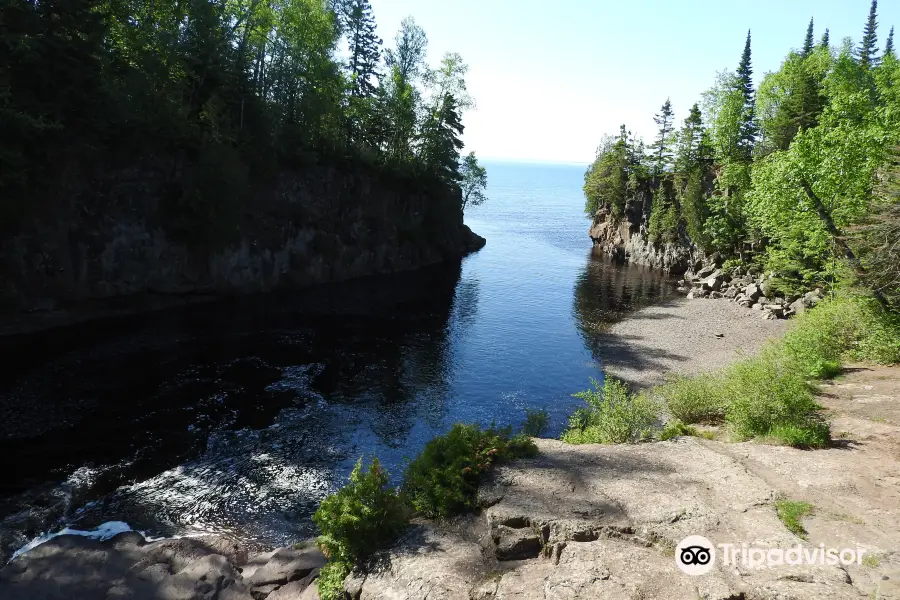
xmin=802 ymin=18 xmax=815 ymax=58
xmin=344 ymin=0 xmax=382 ymax=98
xmin=820 ymin=29 xmax=830 ymax=49
xmin=420 ymin=93 xmax=464 ymax=182
xmin=674 ymin=103 xmax=711 ymax=175
xmin=650 ymin=99 xmax=675 ymax=176
xmin=857 ymin=0 xmax=879 ymax=69
xmin=885 ymin=26 xmax=895 ymax=59
xmin=735 ymin=30 xmax=758 ymax=160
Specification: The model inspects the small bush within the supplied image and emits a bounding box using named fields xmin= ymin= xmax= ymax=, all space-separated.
xmin=775 ymin=499 xmax=814 ymax=538
xmin=523 ymin=408 xmax=549 ymax=437
xmin=562 ymin=377 xmax=659 ymax=444
xmin=723 ymin=349 xmax=829 ymax=447
xmin=658 ymin=420 xmax=699 ymax=440
xmin=783 ymin=294 xmax=900 ymax=376
xmin=656 ymin=374 xmax=727 ymax=424
xmin=316 ymin=560 xmax=351 ymax=600
xmin=313 ymin=458 xmax=409 ymax=565
xmin=402 ymin=424 xmax=538 ymax=520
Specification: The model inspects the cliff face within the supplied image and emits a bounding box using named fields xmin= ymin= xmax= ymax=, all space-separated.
xmin=0 ymin=163 xmax=484 ymax=329
xmin=588 ymin=203 xmax=691 ymax=275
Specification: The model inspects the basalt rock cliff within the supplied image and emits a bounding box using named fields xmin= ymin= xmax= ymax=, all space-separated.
xmin=0 ymin=162 xmax=484 ymax=334
xmin=588 ymin=199 xmax=692 ymax=276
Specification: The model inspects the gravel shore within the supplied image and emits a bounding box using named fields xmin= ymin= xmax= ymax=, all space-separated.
xmin=597 ymin=296 xmax=789 ymax=389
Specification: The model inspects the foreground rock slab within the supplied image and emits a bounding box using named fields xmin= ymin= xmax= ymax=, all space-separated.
xmin=346 ymin=438 xmax=874 ymax=600
xmin=0 ymin=533 xmax=324 ymax=600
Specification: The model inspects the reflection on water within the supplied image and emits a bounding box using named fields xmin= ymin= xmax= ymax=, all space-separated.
xmin=573 ymin=248 xmax=679 ymax=360
xmin=0 ymin=161 xmax=678 ymax=559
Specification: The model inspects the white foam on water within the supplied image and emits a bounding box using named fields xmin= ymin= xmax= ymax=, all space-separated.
xmin=10 ymin=521 xmax=134 ymax=563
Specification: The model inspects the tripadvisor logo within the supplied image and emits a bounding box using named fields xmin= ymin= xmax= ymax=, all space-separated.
xmin=675 ymin=535 xmax=867 ymax=575
xmin=675 ymin=535 xmax=715 ymax=575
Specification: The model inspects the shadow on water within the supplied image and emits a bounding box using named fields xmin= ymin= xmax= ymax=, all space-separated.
xmin=0 ymin=262 xmax=466 ymax=557
xmin=573 ymin=248 xmax=679 ymax=367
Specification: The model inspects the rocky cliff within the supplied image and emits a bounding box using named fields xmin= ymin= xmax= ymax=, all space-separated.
xmin=588 ymin=205 xmax=691 ymax=275
xmin=0 ymin=163 xmax=484 ymax=333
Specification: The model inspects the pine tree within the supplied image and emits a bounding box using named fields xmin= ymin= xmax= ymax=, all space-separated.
xmin=344 ymin=0 xmax=382 ymax=98
xmin=858 ymin=0 xmax=879 ymax=69
xmin=674 ymin=103 xmax=710 ymax=174
xmin=735 ymin=30 xmax=758 ymax=160
xmin=886 ymin=26 xmax=896 ymax=59
xmin=650 ymin=98 xmax=675 ymax=176
xmin=802 ymin=18 xmax=815 ymax=58
xmin=820 ymin=29 xmax=830 ymax=49
xmin=420 ymin=94 xmax=464 ymax=181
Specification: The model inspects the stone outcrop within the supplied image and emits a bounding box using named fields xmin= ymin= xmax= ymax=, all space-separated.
xmin=0 ymin=533 xmax=325 ymax=600
xmin=588 ymin=207 xmax=692 ymax=275
xmin=341 ymin=438 xmax=876 ymax=600
xmin=679 ymin=258 xmax=824 ymax=320
xmin=0 ymin=164 xmax=485 ymax=334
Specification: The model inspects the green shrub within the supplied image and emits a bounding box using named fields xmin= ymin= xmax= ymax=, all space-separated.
xmin=656 ymin=374 xmax=727 ymax=424
xmin=316 ymin=560 xmax=351 ymax=600
xmin=523 ymin=408 xmax=549 ymax=437
xmin=402 ymin=423 xmax=538 ymax=520
xmin=658 ymin=420 xmax=700 ymax=440
xmin=313 ymin=458 xmax=409 ymax=565
xmin=723 ymin=349 xmax=829 ymax=447
xmin=562 ymin=377 xmax=659 ymax=444
xmin=783 ymin=293 xmax=900 ymax=376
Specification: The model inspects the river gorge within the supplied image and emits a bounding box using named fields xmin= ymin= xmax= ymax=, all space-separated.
xmin=0 ymin=161 xmax=677 ymax=561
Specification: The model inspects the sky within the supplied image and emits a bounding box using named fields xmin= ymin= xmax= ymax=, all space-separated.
xmin=368 ymin=0 xmax=900 ymax=165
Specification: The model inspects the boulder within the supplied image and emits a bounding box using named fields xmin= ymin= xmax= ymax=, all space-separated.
xmin=696 ymin=263 xmax=717 ymax=279
xmin=702 ymin=273 xmax=723 ymax=292
xmin=244 ymin=547 xmax=325 ymax=588
xmin=744 ymin=283 xmax=762 ymax=301
xmin=751 ymin=302 xmax=764 ymax=311
xmin=790 ymin=299 xmax=807 ymax=315
xmin=710 ymin=291 xmax=724 ymax=299
xmin=723 ymin=287 xmax=740 ymax=299
xmin=764 ymin=305 xmax=785 ymax=318
xmin=492 ymin=524 xmax=542 ymax=561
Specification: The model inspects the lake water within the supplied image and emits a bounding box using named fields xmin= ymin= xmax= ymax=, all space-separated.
xmin=0 ymin=161 xmax=677 ymax=558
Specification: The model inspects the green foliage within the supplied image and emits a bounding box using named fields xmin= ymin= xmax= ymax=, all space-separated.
xmin=316 ymin=560 xmax=351 ymax=600
xmin=2 ymin=0 xmax=475 ymax=231
xmin=460 ymin=152 xmax=488 ymax=212
xmin=313 ymin=458 xmax=409 ymax=565
xmin=783 ymin=293 xmax=900 ymax=374
xmin=522 ymin=408 xmax=549 ymax=437
xmin=647 ymin=182 xmax=680 ymax=245
xmin=658 ymin=420 xmax=700 ymax=441
xmin=722 ymin=348 xmax=828 ymax=447
xmin=775 ymin=499 xmax=814 ymax=538
xmin=402 ymin=423 xmax=537 ymax=520
xmin=562 ymin=377 xmax=659 ymax=444
xmin=656 ymin=374 xmax=727 ymax=424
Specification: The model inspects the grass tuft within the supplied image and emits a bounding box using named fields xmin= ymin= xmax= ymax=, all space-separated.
xmin=775 ymin=499 xmax=814 ymax=538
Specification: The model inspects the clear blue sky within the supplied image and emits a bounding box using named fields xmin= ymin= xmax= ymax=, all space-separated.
xmin=369 ymin=0 xmax=899 ymax=164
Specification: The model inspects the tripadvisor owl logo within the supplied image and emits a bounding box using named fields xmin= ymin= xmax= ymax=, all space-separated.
xmin=675 ymin=535 xmax=716 ymax=575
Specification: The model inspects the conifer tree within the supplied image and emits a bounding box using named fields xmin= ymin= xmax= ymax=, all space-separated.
xmin=886 ymin=27 xmax=896 ymax=59
xmin=650 ymin=99 xmax=675 ymax=176
xmin=802 ymin=18 xmax=815 ymax=57
xmin=345 ymin=0 xmax=382 ymax=98
xmin=820 ymin=29 xmax=830 ymax=49
xmin=735 ymin=30 xmax=758 ymax=160
xmin=675 ymin=103 xmax=711 ymax=174
xmin=858 ymin=0 xmax=879 ymax=69
xmin=420 ymin=94 xmax=464 ymax=181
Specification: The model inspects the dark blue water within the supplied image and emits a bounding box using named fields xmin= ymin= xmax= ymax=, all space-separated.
xmin=0 ymin=161 xmax=676 ymax=556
